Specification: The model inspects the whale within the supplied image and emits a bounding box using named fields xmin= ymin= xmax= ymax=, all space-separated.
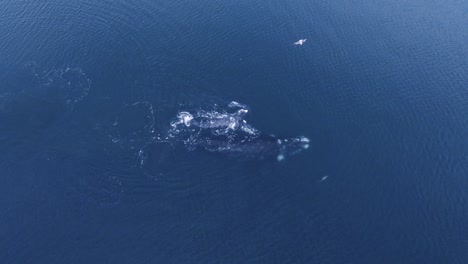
xmin=165 ymin=102 xmax=309 ymax=161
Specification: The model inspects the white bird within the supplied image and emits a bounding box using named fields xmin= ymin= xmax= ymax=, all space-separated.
xmin=294 ymin=39 xmax=307 ymax=45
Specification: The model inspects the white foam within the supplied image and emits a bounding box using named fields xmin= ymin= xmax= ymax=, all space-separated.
xmin=177 ymin=111 xmax=193 ymax=127
xmin=240 ymin=124 xmax=259 ymax=135
xmin=277 ymin=154 xmax=285 ymax=161
xmin=227 ymin=117 xmax=237 ymax=129
xmin=228 ymin=101 xmax=246 ymax=108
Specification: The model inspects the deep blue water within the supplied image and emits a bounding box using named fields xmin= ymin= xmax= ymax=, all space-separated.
xmin=1 ymin=0 xmax=468 ymax=263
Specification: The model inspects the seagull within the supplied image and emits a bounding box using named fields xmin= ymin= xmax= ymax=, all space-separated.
xmin=294 ymin=39 xmax=307 ymax=45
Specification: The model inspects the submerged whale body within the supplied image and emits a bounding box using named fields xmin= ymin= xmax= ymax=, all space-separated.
xmin=200 ymin=135 xmax=309 ymax=161
xmin=164 ymin=101 xmax=309 ymax=161
xmin=193 ymin=109 xmax=248 ymax=130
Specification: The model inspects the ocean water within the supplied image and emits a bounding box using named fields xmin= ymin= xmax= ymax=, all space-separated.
xmin=1 ymin=0 xmax=467 ymax=263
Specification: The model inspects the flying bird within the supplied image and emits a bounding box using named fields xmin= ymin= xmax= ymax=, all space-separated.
xmin=294 ymin=39 xmax=307 ymax=45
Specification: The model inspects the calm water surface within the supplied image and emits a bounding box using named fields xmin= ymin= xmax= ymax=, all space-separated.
xmin=0 ymin=0 xmax=467 ymax=263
